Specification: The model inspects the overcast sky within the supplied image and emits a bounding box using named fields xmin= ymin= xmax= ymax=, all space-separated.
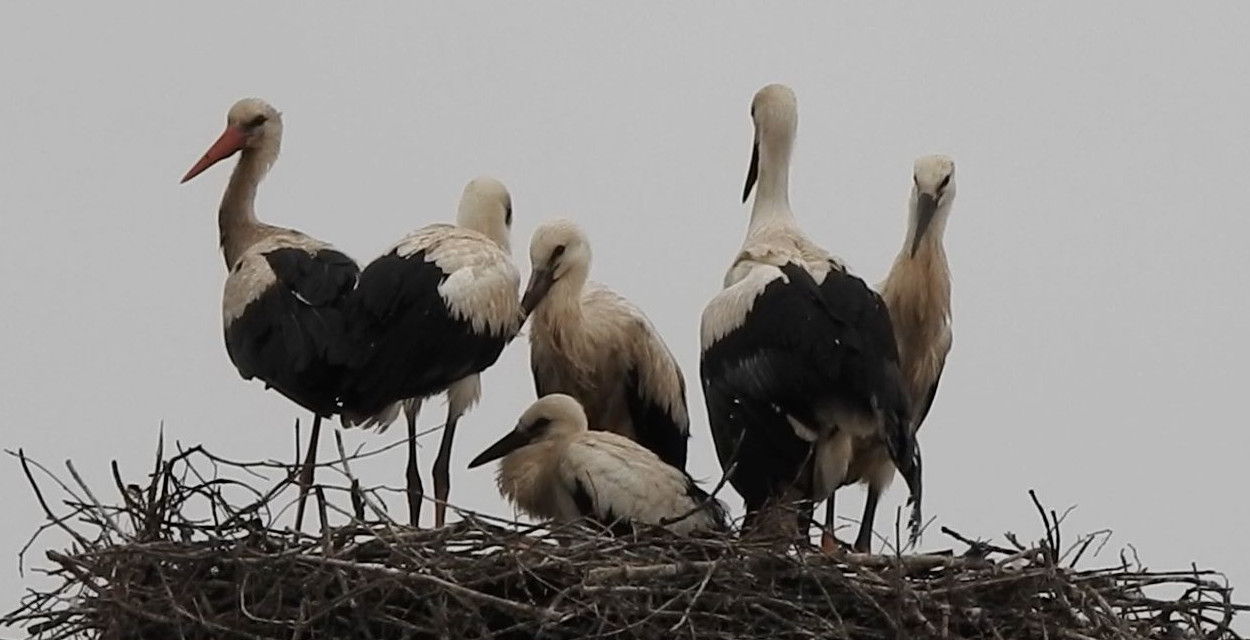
xmin=2 ymin=2 xmax=1247 ymax=632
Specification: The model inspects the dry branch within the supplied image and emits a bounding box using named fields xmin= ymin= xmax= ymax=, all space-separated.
xmin=2 ymin=440 xmax=1244 ymax=640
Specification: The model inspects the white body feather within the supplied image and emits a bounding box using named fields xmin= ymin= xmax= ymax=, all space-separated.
xmin=488 ymin=395 xmax=722 ymax=535
xmin=221 ymin=232 xmax=334 ymax=326
xmin=392 ymin=224 xmax=523 ymax=338
xmin=498 ymin=430 xmax=720 ymax=535
xmin=531 ymin=282 xmax=687 ymax=439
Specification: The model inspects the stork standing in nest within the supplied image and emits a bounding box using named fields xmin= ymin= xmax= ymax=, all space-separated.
xmin=520 ymin=219 xmax=690 ymax=469
xmin=699 ymin=83 xmax=921 ymax=550
xmin=338 ymin=177 xmax=523 ymax=528
xmin=468 ymin=394 xmax=727 ymax=535
xmin=180 ymin=98 xmax=360 ymax=532
xmin=836 ymin=155 xmax=955 ymax=552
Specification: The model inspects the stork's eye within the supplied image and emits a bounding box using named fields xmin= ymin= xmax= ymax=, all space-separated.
xmin=527 ymin=417 xmax=552 ymax=434
xmin=550 ymin=245 xmax=566 ymax=261
xmin=247 ymin=114 xmax=268 ymax=128
xmin=913 ymin=175 xmax=919 ymax=186
xmin=938 ymin=174 xmax=951 ymax=190
xmin=505 ymin=204 xmax=513 ymax=226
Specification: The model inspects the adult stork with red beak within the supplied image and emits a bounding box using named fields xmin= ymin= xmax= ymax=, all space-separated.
xmin=181 ymin=98 xmax=360 ymax=532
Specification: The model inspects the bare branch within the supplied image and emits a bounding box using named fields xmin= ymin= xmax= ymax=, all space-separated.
xmin=3 ymin=442 xmax=1244 ymax=640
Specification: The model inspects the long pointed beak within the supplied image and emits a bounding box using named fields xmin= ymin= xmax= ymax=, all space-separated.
xmin=742 ymin=139 xmax=760 ymax=203
xmin=467 ymin=428 xmax=535 ymax=468
xmin=520 ymin=267 xmax=555 ymax=316
xmin=181 ymin=126 xmax=248 ymax=184
xmin=910 ymin=193 xmax=938 ymax=258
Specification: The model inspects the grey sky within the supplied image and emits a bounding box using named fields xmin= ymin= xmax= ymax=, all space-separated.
xmin=2 ymin=2 xmax=1247 ymax=629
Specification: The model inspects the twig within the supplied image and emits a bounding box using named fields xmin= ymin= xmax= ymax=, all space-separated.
xmin=14 ymin=450 xmax=94 ymax=552
xmin=5 ymin=444 xmax=1245 ymax=640
xmin=332 ymin=430 xmax=393 ymax=525
xmin=64 ymin=460 xmax=127 ymax=541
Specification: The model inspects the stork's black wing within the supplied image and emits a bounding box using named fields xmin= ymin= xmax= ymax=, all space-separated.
xmin=224 ymin=247 xmax=360 ymax=416
xmin=914 ymin=357 xmax=947 ymax=432
xmin=531 ymin=359 xmax=550 ymax=399
xmin=815 ymin=262 xmax=917 ymax=479
xmin=338 ymin=249 xmax=511 ymax=418
xmin=679 ymin=471 xmax=731 ymax=532
xmin=569 ymin=475 xmax=636 ymax=536
xmin=700 ymin=262 xmax=874 ymax=517
xmin=622 ymin=366 xmax=690 ymax=470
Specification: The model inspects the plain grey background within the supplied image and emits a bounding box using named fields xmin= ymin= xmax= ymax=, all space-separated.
xmin=2 ymin=3 xmax=1247 ymax=632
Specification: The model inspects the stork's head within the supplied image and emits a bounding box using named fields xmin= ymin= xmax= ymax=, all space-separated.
xmin=467 ymin=394 xmax=587 ymax=468
xmin=743 ymin=83 xmax=798 ymax=203
xmin=181 ymin=98 xmax=283 ymax=183
xmin=521 ymin=218 xmax=592 ymax=315
xmin=456 ymin=176 xmax=513 ymax=252
xmin=909 ymin=155 xmax=956 ymax=257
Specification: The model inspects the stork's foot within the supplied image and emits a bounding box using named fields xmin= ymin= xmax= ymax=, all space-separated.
xmin=510 ymin=535 xmax=543 ymax=552
xmin=820 ymin=531 xmax=853 ymax=555
xmin=853 ymin=527 xmax=875 ymax=554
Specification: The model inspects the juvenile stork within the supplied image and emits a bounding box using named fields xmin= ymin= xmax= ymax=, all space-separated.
xmin=468 ymin=394 xmax=728 ymax=535
xmin=698 ymin=84 xmax=921 ymax=550
xmin=520 ymin=219 xmax=690 ymax=469
xmin=839 ymin=155 xmax=955 ymax=552
xmin=180 ymin=98 xmax=360 ymax=531
xmin=338 ymin=176 xmax=523 ymax=528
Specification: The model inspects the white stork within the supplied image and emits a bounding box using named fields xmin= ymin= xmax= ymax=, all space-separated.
xmin=337 ymin=176 xmax=523 ymax=528
xmin=698 ymin=84 xmax=921 ymax=550
xmin=839 ymin=155 xmax=955 ymax=552
xmin=180 ymin=98 xmax=360 ymax=531
xmin=520 ymin=219 xmax=690 ymax=469
xmin=467 ymin=394 xmax=728 ymax=535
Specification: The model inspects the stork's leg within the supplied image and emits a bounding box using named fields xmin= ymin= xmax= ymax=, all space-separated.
xmin=854 ymin=485 xmax=883 ymax=554
xmin=820 ymin=499 xmax=837 ymax=553
xmin=432 ymin=412 xmax=460 ymax=528
xmin=815 ymin=431 xmax=856 ymax=553
xmin=404 ymin=400 xmax=425 ymax=528
xmin=819 ymin=494 xmax=852 ymax=554
xmin=804 ymin=441 xmax=842 ymax=554
xmin=799 ymin=500 xmax=821 ymax=551
xmin=432 ymin=376 xmax=480 ymax=529
xmin=294 ymin=414 xmax=322 ymax=532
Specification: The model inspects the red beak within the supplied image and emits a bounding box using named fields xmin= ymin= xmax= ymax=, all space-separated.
xmin=180 ymin=126 xmax=248 ymax=183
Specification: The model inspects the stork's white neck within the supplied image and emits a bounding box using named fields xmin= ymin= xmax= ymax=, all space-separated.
xmin=456 ymin=203 xmax=511 ymax=254
xmin=904 ymin=232 xmax=948 ymax=267
xmin=747 ymin=137 xmax=797 ymax=234
xmin=218 ymin=140 xmax=279 ymax=269
xmin=535 ymin=270 xmax=589 ymax=327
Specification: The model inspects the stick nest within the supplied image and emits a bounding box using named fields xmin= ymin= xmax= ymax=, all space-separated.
xmin=4 ymin=431 xmax=1245 ymax=640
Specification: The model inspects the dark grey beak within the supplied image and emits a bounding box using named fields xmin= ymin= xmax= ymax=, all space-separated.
xmin=911 ymin=193 xmax=938 ymax=258
xmin=467 ymin=428 xmax=536 ymax=468
xmin=742 ymin=139 xmax=759 ymax=203
xmin=521 ymin=267 xmax=556 ymax=315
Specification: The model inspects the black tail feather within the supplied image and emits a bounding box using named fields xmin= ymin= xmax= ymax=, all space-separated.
xmin=904 ymin=439 xmax=923 ymax=544
xmin=881 ymin=409 xmax=923 ymax=543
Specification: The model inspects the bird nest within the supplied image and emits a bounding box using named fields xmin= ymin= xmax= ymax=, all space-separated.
xmin=4 ymin=431 xmax=1245 ymax=640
